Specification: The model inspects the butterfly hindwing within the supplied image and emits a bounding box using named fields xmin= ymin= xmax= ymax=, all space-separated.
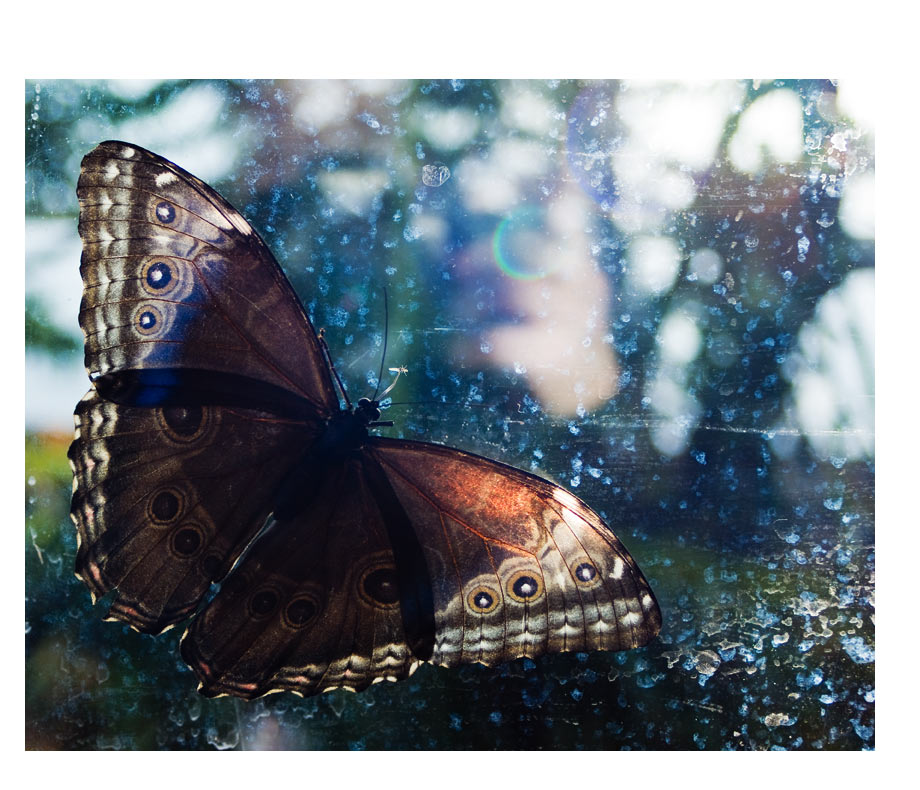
xmin=178 ymin=438 xmax=660 ymax=698
xmin=68 ymin=389 xmax=318 ymax=633
xmin=371 ymin=440 xmax=661 ymax=664
xmin=180 ymin=456 xmax=417 ymax=698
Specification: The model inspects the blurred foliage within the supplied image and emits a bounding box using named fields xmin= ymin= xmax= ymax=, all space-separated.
xmin=25 ymin=79 xmax=874 ymax=750
xmin=26 ymin=296 xmax=80 ymax=356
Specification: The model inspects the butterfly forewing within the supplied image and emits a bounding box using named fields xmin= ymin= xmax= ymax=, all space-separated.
xmin=76 ymin=141 xmax=338 ymax=412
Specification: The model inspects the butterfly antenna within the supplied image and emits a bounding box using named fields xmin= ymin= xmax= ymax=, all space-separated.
xmin=379 ymin=366 xmax=408 ymax=399
xmin=372 ymin=288 xmax=390 ymax=402
xmin=318 ymin=328 xmax=352 ymax=409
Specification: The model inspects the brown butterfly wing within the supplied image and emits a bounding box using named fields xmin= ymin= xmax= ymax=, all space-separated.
xmin=69 ymin=391 xmax=317 ymax=633
xmin=71 ymin=141 xmax=331 ymax=633
xmin=180 ymin=456 xmax=419 ymax=698
xmin=372 ymin=440 xmax=661 ymax=663
xmin=76 ymin=140 xmax=337 ymax=411
xmin=179 ymin=438 xmax=660 ymax=698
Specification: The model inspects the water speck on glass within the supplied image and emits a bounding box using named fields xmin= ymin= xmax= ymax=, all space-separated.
xmin=764 ymin=712 xmax=796 ymax=728
xmin=205 ymin=722 xmax=240 ymax=751
xmin=823 ymin=496 xmax=844 ymax=511
xmin=357 ymin=111 xmax=380 ymax=130
xmin=421 ymin=163 xmax=451 ymax=187
xmin=851 ymin=719 xmax=873 ymax=742
xmin=796 ymin=668 xmax=823 ymax=689
xmin=325 ymin=306 xmax=349 ymax=328
xmin=772 ymin=633 xmax=790 ymax=648
xmin=480 ymin=341 xmax=492 ymax=354
xmin=840 ymin=635 xmax=875 ymax=664
xmin=836 ymin=547 xmax=853 ymax=566
xmin=403 ymin=224 xmax=422 ymax=242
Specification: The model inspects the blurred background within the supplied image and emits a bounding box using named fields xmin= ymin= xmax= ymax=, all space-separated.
xmin=25 ymin=79 xmax=874 ymax=749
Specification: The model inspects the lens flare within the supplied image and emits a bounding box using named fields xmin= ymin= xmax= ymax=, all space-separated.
xmin=491 ymin=208 xmax=556 ymax=280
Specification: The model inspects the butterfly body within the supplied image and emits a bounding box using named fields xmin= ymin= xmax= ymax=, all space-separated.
xmin=70 ymin=141 xmax=661 ymax=699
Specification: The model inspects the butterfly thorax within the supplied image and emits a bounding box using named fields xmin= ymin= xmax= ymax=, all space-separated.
xmin=270 ymin=398 xmax=384 ymax=520
xmin=319 ymin=404 xmax=375 ymax=457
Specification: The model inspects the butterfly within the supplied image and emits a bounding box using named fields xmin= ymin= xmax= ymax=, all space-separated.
xmin=69 ymin=140 xmax=661 ymax=699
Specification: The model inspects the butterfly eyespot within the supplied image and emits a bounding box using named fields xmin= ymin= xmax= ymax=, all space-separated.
xmin=155 ymin=201 xmax=176 ymax=224
xmin=148 ymin=488 xmax=183 ymax=525
xmin=359 ymin=566 xmax=400 ymax=608
xmin=574 ymin=561 xmax=599 ymax=585
xmin=134 ymin=305 xmax=163 ymax=336
xmin=467 ymin=585 xmax=500 ymax=614
xmin=249 ymin=589 xmax=280 ymax=618
xmin=170 ymin=525 xmax=204 ymax=558
xmin=283 ymin=596 xmax=320 ymax=628
xmin=142 ymin=259 xmax=176 ymax=294
xmin=199 ymin=553 xmax=223 ymax=579
xmin=156 ymin=405 xmax=210 ymax=443
xmin=507 ymin=570 xmax=544 ymax=603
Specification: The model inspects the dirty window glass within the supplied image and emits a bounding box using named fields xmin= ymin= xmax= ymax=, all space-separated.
xmin=26 ymin=79 xmax=873 ymax=749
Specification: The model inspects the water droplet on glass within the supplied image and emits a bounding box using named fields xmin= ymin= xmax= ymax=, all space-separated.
xmin=422 ymin=163 xmax=451 ymax=187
